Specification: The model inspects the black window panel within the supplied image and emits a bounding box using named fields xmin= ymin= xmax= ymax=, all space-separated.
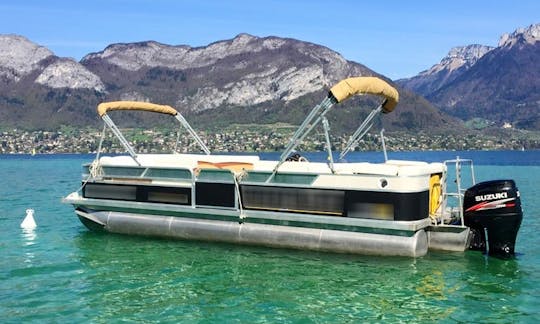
xmin=143 ymin=187 xmax=191 ymax=205
xmin=83 ymin=183 xmax=137 ymax=201
xmin=195 ymin=182 xmax=235 ymax=207
xmin=241 ymin=185 xmax=344 ymax=215
xmin=344 ymin=190 xmax=429 ymax=221
xmin=83 ymin=183 xmax=192 ymax=205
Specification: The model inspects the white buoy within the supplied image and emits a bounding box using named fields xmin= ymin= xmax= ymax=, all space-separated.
xmin=21 ymin=209 xmax=37 ymax=229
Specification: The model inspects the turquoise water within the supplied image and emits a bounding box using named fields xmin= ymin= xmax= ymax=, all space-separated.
xmin=1 ymin=151 xmax=539 ymax=322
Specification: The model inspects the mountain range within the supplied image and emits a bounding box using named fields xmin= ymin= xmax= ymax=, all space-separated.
xmin=0 ymin=33 xmax=454 ymax=133
xmin=397 ymin=23 xmax=539 ymax=130
xmin=0 ymin=23 xmax=538 ymax=133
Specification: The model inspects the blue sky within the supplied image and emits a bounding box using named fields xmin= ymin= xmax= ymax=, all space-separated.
xmin=1 ymin=0 xmax=538 ymax=79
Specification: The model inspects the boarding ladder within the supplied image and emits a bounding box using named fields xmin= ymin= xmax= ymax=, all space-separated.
xmin=439 ymin=157 xmax=476 ymax=226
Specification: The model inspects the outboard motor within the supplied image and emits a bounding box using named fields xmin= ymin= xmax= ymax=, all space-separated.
xmin=464 ymin=180 xmax=522 ymax=257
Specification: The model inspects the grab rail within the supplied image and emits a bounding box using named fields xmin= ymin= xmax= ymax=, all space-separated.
xmin=441 ymin=157 xmax=476 ymax=226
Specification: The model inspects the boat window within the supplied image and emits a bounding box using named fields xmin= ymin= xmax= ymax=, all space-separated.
xmin=145 ymin=187 xmax=191 ymax=204
xmin=241 ymin=185 xmax=344 ymax=215
xmin=196 ymin=182 xmax=235 ymax=208
xmin=243 ymin=171 xmax=317 ymax=185
xmin=196 ymin=169 xmax=234 ymax=182
xmin=344 ymin=190 xmax=429 ymax=221
xmin=102 ymin=166 xmax=145 ymax=177
xmin=347 ymin=202 xmax=394 ymax=220
xmin=145 ymin=168 xmax=192 ymax=180
xmin=84 ymin=183 xmax=137 ymax=201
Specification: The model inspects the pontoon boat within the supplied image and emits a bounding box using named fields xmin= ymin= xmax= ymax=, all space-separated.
xmin=63 ymin=77 xmax=522 ymax=257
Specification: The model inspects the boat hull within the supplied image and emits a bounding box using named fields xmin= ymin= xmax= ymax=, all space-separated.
xmin=75 ymin=208 xmax=429 ymax=257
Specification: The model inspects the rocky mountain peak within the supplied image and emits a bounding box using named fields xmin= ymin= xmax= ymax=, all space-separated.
xmin=0 ymin=34 xmax=54 ymax=82
xmin=397 ymin=23 xmax=540 ymax=130
xmin=82 ymin=40 xmax=191 ymax=71
xmin=498 ymin=23 xmax=540 ymax=47
xmin=83 ymin=34 xmax=271 ymax=71
xmin=421 ymin=44 xmax=494 ymax=76
xmin=170 ymin=34 xmax=357 ymax=111
xmin=0 ymin=34 xmax=104 ymax=91
xmin=395 ymin=44 xmax=494 ymax=96
xmin=81 ymin=33 xmax=348 ymax=77
xmin=35 ymin=58 xmax=105 ymax=92
xmin=228 ymin=33 xmax=257 ymax=45
xmin=81 ymin=34 xmax=362 ymax=111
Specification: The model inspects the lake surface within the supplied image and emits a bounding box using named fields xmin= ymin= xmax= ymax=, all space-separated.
xmin=1 ymin=151 xmax=539 ymax=322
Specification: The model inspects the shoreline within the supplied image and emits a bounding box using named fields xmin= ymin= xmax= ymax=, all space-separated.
xmin=1 ymin=128 xmax=538 ymax=154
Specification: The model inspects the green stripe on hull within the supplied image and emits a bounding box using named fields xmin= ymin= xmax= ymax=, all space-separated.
xmin=75 ymin=203 xmax=417 ymax=237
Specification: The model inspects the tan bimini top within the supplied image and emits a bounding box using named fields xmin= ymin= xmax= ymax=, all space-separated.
xmin=329 ymin=77 xmax=399 ymax=113
xmin=97 ymin=101 xmax=178 ymax=117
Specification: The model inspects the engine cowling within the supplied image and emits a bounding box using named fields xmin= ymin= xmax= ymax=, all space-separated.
xmin=463 ymin=180 xmax=522 ymax=257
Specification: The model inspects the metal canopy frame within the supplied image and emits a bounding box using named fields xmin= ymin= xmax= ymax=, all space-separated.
xmin=267 ymin=96 xmax=335 ymax=182
xmin=267 ymin=95 xmax=387 ymax=182
xmin=101 ymin=110 xmax=210 ymax=166
xmin=339 ymin=103 xmax=383 ymax=160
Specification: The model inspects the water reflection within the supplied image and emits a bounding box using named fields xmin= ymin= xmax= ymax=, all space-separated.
xmin=70 ymin=232 xmax=448 ymax=321
xmin=20 ymin=228 xmax=37 ymax=266
xmin=71 ymin=226 xmax=534 ymax=322
xmin=21 ymin=228 xmax=37 ymax=246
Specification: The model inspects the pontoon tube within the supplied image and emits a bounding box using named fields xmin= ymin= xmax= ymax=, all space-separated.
xmin=329 ymin=77 xmax=399 ymax=113
xmin=77 ymin=209 xmax=429 ymax=257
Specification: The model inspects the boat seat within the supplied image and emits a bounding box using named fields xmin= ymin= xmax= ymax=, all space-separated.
xmin=196 ymin=161 xmax=254 ymax=173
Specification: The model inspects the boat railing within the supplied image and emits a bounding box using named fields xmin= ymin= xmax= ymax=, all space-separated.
xmin=84 ymin=163 xmax=194 ymax=183
xmin=441 ymin=157 xmax=476 ymax=226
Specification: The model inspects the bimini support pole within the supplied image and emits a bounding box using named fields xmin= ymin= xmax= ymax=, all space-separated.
xmin=279 ymin=96 xmax=335 ymax=162
xmin=339 ymin=103 xmax=383 ymax=160
xmin=174 ymin=114 xmax=211 ymax=155
xmin=322 ymin=117 xmax=335 ymax=173
xmin=266 ymin=96 xmax=336 ymax=182
xmin=380 ymin=128 xmax=388 ymax=162
xmin=101 ymin=114 xmax=141 ymax=166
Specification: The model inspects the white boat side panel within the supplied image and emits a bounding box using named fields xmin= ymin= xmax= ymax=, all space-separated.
xmin=334 ymin=163 xmax=400 ymax=175
xmin=99 ymin=179 xmax=193 ymax=187
xmin=97 ymin=155 xmax=444 ymax=179
xmin=99 ymin=155 xmax=138 ymax=166
xmin=385 ymin=159 xmax=428 ymax=166
xmin=100 ymin=153 xmax=260 ymax=168
xmin=252 ymin=160 xmax=333 ymax=173
xmin=252 ymin=161 xmax=401 ymax=176
xmin=312 ymin=174 xmax=429 ymax=192
xmin=397 ymin=163 xmax=446 ymax=176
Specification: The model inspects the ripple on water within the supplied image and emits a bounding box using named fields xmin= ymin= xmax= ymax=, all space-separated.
xmin=1 ymin=154 xmax=539 ymax=322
